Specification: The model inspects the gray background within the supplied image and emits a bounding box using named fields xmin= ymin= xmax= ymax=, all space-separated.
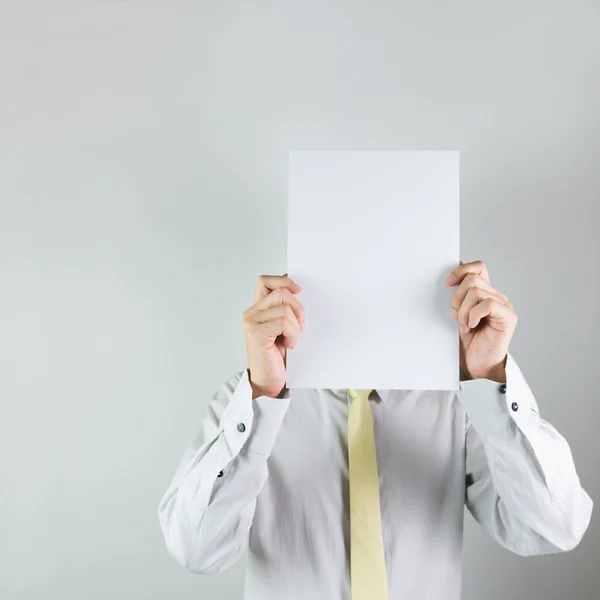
xmin=1 ymin=1 xmax=598 ymax=599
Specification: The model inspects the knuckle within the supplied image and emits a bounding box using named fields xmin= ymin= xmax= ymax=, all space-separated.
xmin=465 ymin=273 xmax=477 ymax=285
xmin=465 ymin=286 xmax=479 ymax=300
xmin=276 ymin=287 xmax=290 ymax=301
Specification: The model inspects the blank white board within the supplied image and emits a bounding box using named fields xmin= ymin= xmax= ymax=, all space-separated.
xmin=286 ymin=151 xmax=460 ymax=391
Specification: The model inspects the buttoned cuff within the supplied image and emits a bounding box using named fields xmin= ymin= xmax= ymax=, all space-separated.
xmin=220 ymin=368 xmax=290 ymax=457
xmin=458 ymin=353 xmax=538 ymax=436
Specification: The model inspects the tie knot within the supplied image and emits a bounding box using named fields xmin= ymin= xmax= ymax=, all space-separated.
xmin=348 ymin=389 xmax=374 ymax=403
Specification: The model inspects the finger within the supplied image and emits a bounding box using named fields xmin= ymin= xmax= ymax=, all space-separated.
xmin=451 ymin=273 xmax=510 ymax=314
xmin=247 ymin=286 xmax=306 ymax=331
xmin=457 ymin=287 xmax=512 ymax=331
xmin=467 ymin=298 xmax=517 ymax=331
xmin=253 ymin=274 xmax=302 ymax=304
xmin=252 ymin=304 xmax=301 ymax=348
xmin=249 ymin=319 xmax=300 ymax=350
xmin=445 ymin=260 xmax=491 ymax=286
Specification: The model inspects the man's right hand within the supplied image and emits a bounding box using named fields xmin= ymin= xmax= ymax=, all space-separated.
xmin=242 ymin=274 xmax=305 ymax=399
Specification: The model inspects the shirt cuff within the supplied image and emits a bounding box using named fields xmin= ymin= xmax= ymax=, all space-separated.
xmin=458 ymin=352 xmax=538 ymax=436
xmin=220 ymin=368 xmax=290 ymax=457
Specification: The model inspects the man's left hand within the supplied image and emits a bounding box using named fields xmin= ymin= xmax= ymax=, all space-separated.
xmin=445 ymin=260 xmax=517 ymax=383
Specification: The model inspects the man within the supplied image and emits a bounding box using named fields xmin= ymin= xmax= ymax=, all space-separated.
xmin=158 ymin=261 xmax=593 ymax=600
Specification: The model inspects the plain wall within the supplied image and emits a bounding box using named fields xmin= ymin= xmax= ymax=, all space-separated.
xmin=1 ymin=1 xmax=598 ymax=599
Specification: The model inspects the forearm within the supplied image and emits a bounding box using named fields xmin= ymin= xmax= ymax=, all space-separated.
xmin=158 ymin=369 xmax=290 ymax=572
xmin=461 ymin=354 xmax=593 ymax=554
xmin=159 ymin=440 xmax=270 ymax=572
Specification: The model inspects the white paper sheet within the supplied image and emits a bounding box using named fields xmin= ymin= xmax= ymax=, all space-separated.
xmin=286 ymin=151 xmax=460 ymax=391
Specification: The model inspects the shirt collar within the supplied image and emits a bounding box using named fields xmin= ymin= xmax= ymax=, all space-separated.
xmin=377 ymin=389 xmax=391 ymax=402
xmin=330 ymin=389 xmax=391 ymax=403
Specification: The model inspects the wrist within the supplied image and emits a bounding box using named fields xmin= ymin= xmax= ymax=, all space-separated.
xmin=462 ymin=355 xmax=507 ymax=383
xmin=247 ymin=368 xmax=285 ymax=399
xmin=459 ymin=367 xmax=472 ymax=382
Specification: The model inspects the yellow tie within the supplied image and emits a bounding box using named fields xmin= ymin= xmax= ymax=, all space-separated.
xmin=347 ymin=388 xmax=389 ymax=600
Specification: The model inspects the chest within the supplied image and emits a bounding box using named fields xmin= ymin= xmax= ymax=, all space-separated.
xmin=266 ymin=389 xmax=467 ymax=508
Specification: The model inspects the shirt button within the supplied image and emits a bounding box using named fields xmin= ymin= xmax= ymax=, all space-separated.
xmin=499 ymin=384 xmax=507 ymax=394
xmin=511 ymin=402 xmax=519 ymax=412
xmin=237 ymin=422 xmax=246 ymax=433
xmin=217 ymin=470 xmax=224 ymax=478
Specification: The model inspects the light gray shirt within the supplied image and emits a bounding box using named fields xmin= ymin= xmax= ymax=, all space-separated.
xmin=158 ymin=354 xmax=593 ymax=600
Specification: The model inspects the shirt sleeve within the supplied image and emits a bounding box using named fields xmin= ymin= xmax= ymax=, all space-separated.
xmin=157 ymin=368 xmax=291 ymax=573
xmin=459 ymin=353 xmax=593 ymax=556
